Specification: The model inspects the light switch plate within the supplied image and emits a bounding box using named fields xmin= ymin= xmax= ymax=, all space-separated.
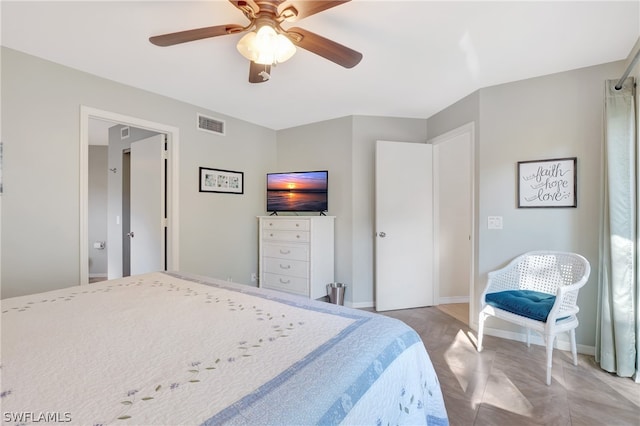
xmin=488 ymin=216 xmax=503 ymax=229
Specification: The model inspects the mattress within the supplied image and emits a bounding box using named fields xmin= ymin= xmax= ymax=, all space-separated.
xmin=0 ymin=272 xmax=448 ymax=425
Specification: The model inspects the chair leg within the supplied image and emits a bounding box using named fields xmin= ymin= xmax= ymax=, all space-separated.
xmin=477 ymin=311 xmax=486 ymax=352
xmin=570 ymin=329 xmax=578 ymax=366
xmin=545 ymin=334 xmax=555 ymax=385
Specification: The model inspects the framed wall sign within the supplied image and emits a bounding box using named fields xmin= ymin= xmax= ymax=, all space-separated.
xmin=199 ymin=167 xmax=244 ymax=194
xmin=517 ymin=157 xmax=577 ymax=208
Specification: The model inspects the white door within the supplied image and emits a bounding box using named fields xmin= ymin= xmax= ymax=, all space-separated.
xmin=375 ymin=140 xmax=434 ymax=311
xmin=130 ymin=134 xmax=166 ymax=275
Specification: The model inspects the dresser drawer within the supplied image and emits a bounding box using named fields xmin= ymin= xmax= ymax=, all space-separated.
xmin=262 ymin=230 xmax=309 ymax=243
xmin=263 ymin=243 xmax=309 ymax=261
xmin=263 ymin=273 xmax=308 ymax=296
xmin=262 ymin=219 xmax=310 ymax=231
xmin=258 ymin=216 xmax=334 ymax=300
xmin=263 ymin=257 xmax=309 ymax=278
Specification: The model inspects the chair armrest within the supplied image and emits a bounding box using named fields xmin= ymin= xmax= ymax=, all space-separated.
xmin=547 ymin=277 xmax=588 ymax=322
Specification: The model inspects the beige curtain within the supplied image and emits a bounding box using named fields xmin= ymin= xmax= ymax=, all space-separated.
xmin=596 ymin=77 xmax=639 ymax=382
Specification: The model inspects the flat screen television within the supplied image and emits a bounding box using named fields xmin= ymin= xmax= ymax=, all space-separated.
xmin=266 ymin=170 xmax=328 ymax=214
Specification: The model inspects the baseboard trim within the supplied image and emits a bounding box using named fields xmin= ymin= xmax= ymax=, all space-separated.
xmin=350 ymin=299 xmax=470 ymax=309
xmin=89 ymin=273 xmax=108 ymax=278
xmin=438 ymin=296 xmax=470 ymax=304
xmin=480 ymin=325 xmax=595 ymax=356
xmin=349 ymin=301 xmax=375 ymax=309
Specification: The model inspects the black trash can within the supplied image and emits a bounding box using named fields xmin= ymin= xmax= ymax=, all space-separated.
xmin=327 ymin=282 xmax=346 ymax=305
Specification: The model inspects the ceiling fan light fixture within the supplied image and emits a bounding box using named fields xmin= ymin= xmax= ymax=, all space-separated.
xmin=236 ymin=25 xmax=296 ymax=65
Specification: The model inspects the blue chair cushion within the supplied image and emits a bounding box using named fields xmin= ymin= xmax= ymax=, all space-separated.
xmin=485 ymin=290 xmax=556 ymax=322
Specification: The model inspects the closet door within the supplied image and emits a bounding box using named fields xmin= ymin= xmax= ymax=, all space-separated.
xmin=375 ymin=140 xmax=434 ymax=311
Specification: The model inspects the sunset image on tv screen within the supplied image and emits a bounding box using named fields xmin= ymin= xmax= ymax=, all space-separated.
xmin=267 ymin=171 xmax=328 ymax=212
xmin=267 ymin=171 xmax=327 ymax=192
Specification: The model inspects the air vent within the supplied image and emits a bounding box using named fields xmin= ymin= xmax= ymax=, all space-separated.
xmin=197 ymin=113 xmax=225 ymax=136
xmin=121 ymin=126 xmax=130 ymax=139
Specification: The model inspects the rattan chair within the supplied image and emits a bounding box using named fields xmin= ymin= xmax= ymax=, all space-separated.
xmin=477 ymin=251 xmax=590 ymax=385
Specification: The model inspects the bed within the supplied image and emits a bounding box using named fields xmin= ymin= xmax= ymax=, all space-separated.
xmin=1 ymin=272 xmax=448 ymax=425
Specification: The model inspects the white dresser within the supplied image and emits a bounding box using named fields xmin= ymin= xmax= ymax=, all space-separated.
xmin=258 ymin=216 xmax=335 ymax=299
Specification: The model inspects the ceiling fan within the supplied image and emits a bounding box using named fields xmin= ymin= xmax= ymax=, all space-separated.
xmin=149 ymin=0 xmax=363 ymax=83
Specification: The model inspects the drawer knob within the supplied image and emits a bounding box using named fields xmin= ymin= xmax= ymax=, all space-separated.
xmin=279 ymin=278 xmax=291 ymax=284
xmin=296 ymin=234 xmax=300 ymax=239
xmin=279 ymin=264 xmax=291 ymax=270
xmin=280 ymin=249 xmax=291 ymax=254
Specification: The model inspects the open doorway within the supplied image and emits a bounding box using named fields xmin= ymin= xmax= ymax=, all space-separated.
xmin=81 ymin=107 xmax=180 ymax=285
xmin=122 ymin=149 xmax=131 ymax=277
xmin=430 ymin=122 xmax=475 ymax=326
xmin=88 ymin=120 xmax=164 ymax=280
xmin=87 ymin=130 xmax=109 ymax=282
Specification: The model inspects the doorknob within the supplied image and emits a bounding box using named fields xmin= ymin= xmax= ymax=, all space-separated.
xmin=127 ymin=231 xmax=135 ymax=238
xmin=378 ymin=232 xmax=386 ymax=238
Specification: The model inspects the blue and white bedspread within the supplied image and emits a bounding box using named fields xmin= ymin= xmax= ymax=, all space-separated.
xmin=1 ymin=272 xmax=448 ymax=425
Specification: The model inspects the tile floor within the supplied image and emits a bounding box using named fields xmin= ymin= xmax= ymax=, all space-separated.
xmin=377 ymin=304 xmax=640 ymax=426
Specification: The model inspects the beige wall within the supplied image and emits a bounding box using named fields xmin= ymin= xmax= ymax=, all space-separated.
xmin=276 ymin=116 xmax=428 ymax=306
xmin=1 ymin=45 xmax=634 ymax=352
xmin=276 ymin=116 xmax=353 ymax=300
xmin=428 ymin=61 xmax=626 ymax=348
xmin=1 ymin=47 xmax=276 ymax=298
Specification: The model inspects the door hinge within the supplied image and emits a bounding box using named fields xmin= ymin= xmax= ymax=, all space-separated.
xmin=162 ymin=218 xmax=168 ymax=228
xmin=162 ymin=150 xmax=168 ymax=160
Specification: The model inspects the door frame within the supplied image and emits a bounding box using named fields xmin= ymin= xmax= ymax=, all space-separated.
xmin=80 ymin=106 xmax=180 ymax=285
xmin=428 ymin=122 xmax=476 ymax=326
xmin=122 ymin=149 xmax=132 ymax=277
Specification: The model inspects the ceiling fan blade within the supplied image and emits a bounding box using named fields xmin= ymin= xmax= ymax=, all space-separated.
xmin=149 ymin=24 xmax=244 ymax=46
xmin=249 ymin=61 xmax=272 ymax=83
xmin=280 ymin=1 xmax=351 ymax=22
xmin=287 ymin=27 xmax=362 ymax=68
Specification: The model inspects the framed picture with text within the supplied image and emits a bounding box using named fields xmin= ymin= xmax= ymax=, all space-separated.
xmin=517 ymin=157 xmax=577 ymax=208
xmin=199 ymin=167 xmax=244 ymax=194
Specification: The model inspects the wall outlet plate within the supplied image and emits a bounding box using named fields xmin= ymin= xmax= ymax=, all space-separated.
xmin=488 ymin=216 xmax=503 ymax=229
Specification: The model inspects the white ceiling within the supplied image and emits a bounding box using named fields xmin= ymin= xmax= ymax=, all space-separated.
xmin=2 ymin=1 xmax=639 ymax=130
